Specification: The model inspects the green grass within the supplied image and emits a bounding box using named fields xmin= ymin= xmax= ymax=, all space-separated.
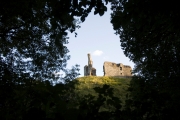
xmin=69 ymin=76 xmax=131 ymax=106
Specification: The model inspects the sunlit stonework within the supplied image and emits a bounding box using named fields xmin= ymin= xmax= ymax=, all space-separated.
xmin=84 ymin=53 xmax=96 ymax=76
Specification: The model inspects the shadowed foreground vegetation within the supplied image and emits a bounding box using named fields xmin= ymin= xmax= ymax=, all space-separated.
xmin=1 ymin=0 xmax=180 ymax=119
xmin=0 ymin=74 xmax=131 ymax=120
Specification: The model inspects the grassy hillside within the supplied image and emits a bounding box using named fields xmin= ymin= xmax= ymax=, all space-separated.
xmin=68 ymin=76 xmax=131 ymax=107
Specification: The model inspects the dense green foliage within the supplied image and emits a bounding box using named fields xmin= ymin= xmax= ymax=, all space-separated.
xmin=70 ymin=76 xmax=131 ymax=109
xmin=0 ymin=0 xmax=109 ymax=81
xmin=0 ymin=75 xmax=131 ymax=119
xmin=0 ymin=0 xmax=112 ymax=119
xmin=2 ymin=0 xmax=180 ymax=119
xmin=110 ymin=0 xmax=180 ymax=119
xmin=0 ymin=0 xmax=117 ymax=119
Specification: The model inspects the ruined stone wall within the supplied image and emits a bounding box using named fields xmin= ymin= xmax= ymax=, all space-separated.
xmin=84 ymin=53 xmax=96 ymax=76
xmin=84 ymin=65 xmax=96 ymax=76
xmin=103 ymin=61 xmax=132 ymax=77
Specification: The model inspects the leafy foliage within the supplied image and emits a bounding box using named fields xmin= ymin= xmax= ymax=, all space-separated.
xmin=110 ymin=0 xmax=180 ymax=119
xmin=0 ymin=0 xmax=110 ymax=81
xmin=5 ymin=0 xmax=180 ymax=119
xmin=0 ymin=1 xmax=123 ymax=119
xmin=0 ymin=74 xmax=131 ymax=119
xmin=69 ymin=76 xmax=131 ymax=110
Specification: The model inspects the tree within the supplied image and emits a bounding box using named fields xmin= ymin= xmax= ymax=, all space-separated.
xmin=0 ymin=0 xmax=112 ymax=119
xmin=110 ymin=0 xmax=180 ymax=119
xmin=0 ymin=0 xmax=110 ymax=81
xmin=0 ymin=0 xmax=73 ymax=81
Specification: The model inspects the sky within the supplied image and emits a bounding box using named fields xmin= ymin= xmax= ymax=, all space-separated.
xmin=65 ymin=5 xmax=135 ymax=77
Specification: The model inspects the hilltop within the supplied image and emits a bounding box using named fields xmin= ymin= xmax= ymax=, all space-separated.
xmin=66 ymin=76 xmax=132 ymax=110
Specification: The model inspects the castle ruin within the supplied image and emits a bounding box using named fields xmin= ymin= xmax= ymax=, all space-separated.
xmin=103 ymin=61 xmax=132 ymax=77
xmin=84 ymin=53 xmax=96 ymax=76
xmin=84 ymin=54 xmax=132 ymax=77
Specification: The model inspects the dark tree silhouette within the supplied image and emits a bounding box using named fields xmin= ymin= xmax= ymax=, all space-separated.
xmin=111 ymin=0 xmax=180 ymax=119
xmin=0 ymin=0 xmax=115 ymax=119
xmin=0 ymin=0 xmax=110 ymax=81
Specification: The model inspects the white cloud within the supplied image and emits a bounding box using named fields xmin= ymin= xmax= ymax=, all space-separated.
xmin=92 ymin=50 xmax=103 ymax=56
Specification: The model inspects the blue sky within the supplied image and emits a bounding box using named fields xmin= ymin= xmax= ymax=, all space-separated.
xmin=65 ymin=5 xmax=135 ymax=77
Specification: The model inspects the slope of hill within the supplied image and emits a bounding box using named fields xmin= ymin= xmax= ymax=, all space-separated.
xmin=67 ymin=76 xmax=131 ymax=109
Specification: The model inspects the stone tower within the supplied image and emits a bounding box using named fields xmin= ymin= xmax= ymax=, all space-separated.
xmin=84 ymin=53 xmax=96 ymax=76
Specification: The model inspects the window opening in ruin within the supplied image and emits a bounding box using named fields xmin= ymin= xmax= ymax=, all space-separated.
xmin=121 ymin=73 xmax=122 ymax=75
xmin=120 ymin=67 xmax=122 ymax=70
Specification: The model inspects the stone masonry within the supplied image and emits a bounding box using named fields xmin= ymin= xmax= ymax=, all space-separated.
xmin=103 ymin=61 xmax=132 ymax=77
xmin=84 ymin=53 xmax=96 ymax=76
